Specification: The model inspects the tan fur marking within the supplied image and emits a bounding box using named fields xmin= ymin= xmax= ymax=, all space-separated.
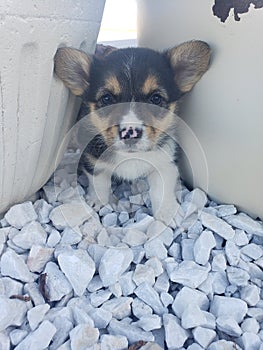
xmin=145 ymin=112 xmax=175 ymax=143
xmin=104 ymin=75 xmax=121 ymax=95
xmin=141 ymin=75 xmax=159 ymax=95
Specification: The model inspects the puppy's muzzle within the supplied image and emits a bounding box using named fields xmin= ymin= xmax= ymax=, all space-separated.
xmin=119 ymin=126 xmax=143 ymax=145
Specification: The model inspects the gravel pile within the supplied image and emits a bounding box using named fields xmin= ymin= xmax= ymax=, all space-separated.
xmin=1 ymin=154 xmax=263 ymax=349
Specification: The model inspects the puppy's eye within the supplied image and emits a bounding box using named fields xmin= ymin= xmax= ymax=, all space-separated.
xmin=149 ymin=93 xmax=164 ymax=105
xmin=100 ymin=93 xmax=115 ymax=106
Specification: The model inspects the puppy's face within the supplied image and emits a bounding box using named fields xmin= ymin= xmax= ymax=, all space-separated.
xmin=54 ymin=42 xmax=210 ymax=153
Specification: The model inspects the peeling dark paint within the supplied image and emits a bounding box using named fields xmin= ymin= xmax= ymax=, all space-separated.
xmin=213 ymin=0 xmax=263 ymax=22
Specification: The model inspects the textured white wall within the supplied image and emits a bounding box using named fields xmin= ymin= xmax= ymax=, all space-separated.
xmin=0 ymin=0 xmax=105 ymax=213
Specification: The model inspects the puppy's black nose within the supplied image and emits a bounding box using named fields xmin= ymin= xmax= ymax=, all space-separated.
xmin=119 ymin=126 xmax=143 ymax=142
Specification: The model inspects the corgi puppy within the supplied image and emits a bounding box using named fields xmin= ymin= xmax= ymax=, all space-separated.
xmin=54 ymin=41 xmax=210 ymax=225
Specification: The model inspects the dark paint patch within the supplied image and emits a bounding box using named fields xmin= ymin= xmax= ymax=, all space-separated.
xmin=213 ymin=0 xmax=263 ymax=22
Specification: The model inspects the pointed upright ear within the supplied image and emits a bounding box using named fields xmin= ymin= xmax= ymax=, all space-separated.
xmin=166 ymin=41 xmax=211 ymax=93
xmin=54 ymin=47 xmax=92 ymax=96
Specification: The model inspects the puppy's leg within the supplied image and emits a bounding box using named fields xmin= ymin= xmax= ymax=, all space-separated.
xmin=147 ymin=163 xmax=181 ymax=226
xmin=86 ymin=171 xmax=111 ymax=210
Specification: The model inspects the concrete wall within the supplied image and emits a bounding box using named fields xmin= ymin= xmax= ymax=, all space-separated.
xmin=0 ymin=0 xmax=105 ymax=213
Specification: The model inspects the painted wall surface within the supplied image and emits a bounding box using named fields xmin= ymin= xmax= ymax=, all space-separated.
xmin=0 ymin=0 xmax=105 ymax=213
xmin=137 ymin=0 xmax=263 ymax=219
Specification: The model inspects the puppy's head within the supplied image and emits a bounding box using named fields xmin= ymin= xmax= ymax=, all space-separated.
xmin=54 ymin=41 xmax=210 ymax=153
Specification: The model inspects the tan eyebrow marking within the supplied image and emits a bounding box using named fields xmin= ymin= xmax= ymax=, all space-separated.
xmin=141 ymin=74 xmax=159 ymax=95
xmin=104 ymin=75 xmax=121 ymax=95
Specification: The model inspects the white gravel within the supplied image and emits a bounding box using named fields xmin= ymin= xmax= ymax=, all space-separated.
xmin=1 ymin=154 xmax=263 ymax=349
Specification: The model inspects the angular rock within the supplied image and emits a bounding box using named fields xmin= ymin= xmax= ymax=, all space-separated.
xmin=89 ymin=307 xmax=112 ymax=329
xmin=102 ymin=212 xmax=118 ymax=227
xmin=240 ymin=285 xmax=260 ymax=306
xmin=210 ymin=296 xmax=248 ymax=323
xmin=9 ymin=330 xmax=28 ymax=347
xmin=5 ymin=201 xmax=37 ymax=229
xmin=181 ymin=304 xmax=215 ymax=329
xmin=225 ymin=240 xmax=240 ymax=266
xmin=192 ymin=326 xmax=216 ymax=348
xmin=11 ymin=221 xmax=47 ymax=250
xmin=212 ymin=253 xmax=227 ymax=271
xmin=144 ymin=237 xmax=167 ymax=260
xmin=60 ymin=227 xmax=82 ymax=245
xmin=193 ymin=230 xmax=216 ymax=265
xmin=99 ymin=247 xmax=133 ymax=287
xmin=69 ymin=324 xmax=99 ymax=350
xmin=134 ymin=314 xmax=162 ymax=332
xmin=100 ymin=334 xmax=128 ymax=350
xmin=44 ymin=262 xmax=72 ymax=301
xmin=90 ymin=289 xmax=112 ymax=307
xmin=102 ymin=297 xmax=133 ymax=319
xmin=208 ymin=340 xmax=242 ymax=350
xmin=169 ymin=260 xmax=210 ymax=288
xmin=241 ymin=243 xmax=263 ymax=260
xmin=163 ymin=314 xmax=189 ymax=349
xmin=241 ymin=318 xmax=260 ymax=334
xmin=216 ymin=316 xmax=242 ymax=337
xmin=227 ymin=266 xmax=250 ymax=286
xmin=108 ymin=319 xmax=154 ymax=344
xmin=14 ymin=320 xmax=56 ymax=350
xmin=200 ymin=211 xmax=235 ymax=239
xmin=119 ymin=271 xmax=136 ymax=296
xmin=134 ymin=282 xmax=167 ymax=315
xmin=27 ymin=245 xmax=54 ymax=273
xmin=132 ymin=297 xmax=153 ymax=319
xmin=224 ymin=213 xmax=263 ymax=236
xmin=27 ymin=304 xmax=50 ymax=330
xmin=58 ymin=249 xmax=95 ymax=296
xmin=34 ymin=199 xmax=53 ymax=224
xmin=1 ymin=250 xmax=35 ymax=282
xmin=0 ymin=296 xmax=27 ymax=331
xmin=122 ymin=229 xmax=147 ymax=246
xmin=133 ymin=264 xmax=155 ymax=286
xmin=50 ymin=201 xmax=94 ymax=230
xmin=47 ymin=228 xmax=61 ymax=247
xmin=241 ymin=332 xmax=261 ymax=350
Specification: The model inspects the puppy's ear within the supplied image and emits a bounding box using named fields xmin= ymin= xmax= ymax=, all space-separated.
xmin=54 ymin=47 xmax=92 ymax=96
xmin=166 ymin=41 xmax=211 ymax=93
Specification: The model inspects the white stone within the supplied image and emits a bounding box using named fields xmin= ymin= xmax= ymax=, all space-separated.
xmin=119 ymin=271 xmax=136 ymax=296
xmin=27 ymin=245 xmax=54 ymax=272
xmin=134 ymin=314 xmax=162 ymax=332
xmin=70 ymin=306 xmax=94 ymax=327
xmin=1 ymin=250 xmax=35 ymax=282
xmin=160 ymin=292 xmax=173 ymax=307
xmin=11 ymin=221 xmax=47 ymax=250
xmin=50 ymin=201 xmax=94 ymax=230
xmin=44 ymin=262 xmax=72 ymax=301
xmin=126 ymin=214 xmax=154 ymax=232
xmin=60 ymin=227 xmax=82 ymax=245
xmin=168 ymin=242 xmax=181 ymax=259
xmin=232 ymin=229 xmax=249 ymax=246
xmin=200 ymin=211 xmax=235 ymax=239
xmin=163 ymin=314 xmax=189 ymax=349
xmin=118 ymin=211 xmax=129 ymax=224
xmin=58 ymin=249 xmax=95 ymax=296
xmin=208 ymin=340 xmax=242 ymax=350
xmin=154 ymin=272 xmax=170 ymax=293
xmin=193 ymin=230 xmax=216 ymax=265
xmin=99 ymin=247 xmax=133 ymax=287
xmin=212 ymin=253 xmax=227 ymax=271
xmin=241 ymin=318 xmax=260 ymax=334
xmin=47 ymin=228 xmax=61 ymax=247
xmin=133 ymin=264 xmax=156 ymax=286
xmin=225 ymin=213 xmax=263 ymax=236
xmin=181 ymin=239 xmax=195 ymax=261
xmin=14 ymin=320 xmax=56 ymax=350
xmin=227 ymin=266 xmax=250 ymax=286
xmin=184 ymin=188 xmax=207 ymax=210
xmin=187 ymin=344 xmax=203 ymax=350
xmin=50 ymin=318 xmax=73 ymax=350
xmin=225 ymin=241 xmax=241 ymax=266
xmin=102 ymin=212 xmax=118 ymax=227
xmin=108 ymin=319 xmax=154 ymax=344
xmin=102 ymin=297 xmax=133 ymax=319
xmin=0 ymin=277 xmax=23 ymax=297
xmin=241 ymin=332 xmax=261 ymax=350
xmin=144 ymin=237 xmax=167 ymax=260
xmin=88 ymin=244 xmax=107 ymax=269
xmin=90 ymin=289 xmax=112 ymax=307
xmin=4 ymin=201 xmax=37 ymax=229
xmin=240 ymin=285 xmax=260 ymax=306
xmin=145 ymin=257 xmax=163 ymax=277
xmin=216 ymin=316 xmax=242 ymax=337
xmin=216 ymin=204 xmax=237 ymax=217
xmin=134 ymin=282 xmax=167 ymax=315
xmin=169 ymin=261 xmax=210 ymax=288
xmin=89 ymin=307 xmax=112 ymax=329
xmin=132 ymin=298 xmax=153 ymax=319
xmin=192 ymin=326 xmax=216 ymax=348
xmin=210 ymin=296 xmax=248 ymax=323
xmin=9 ymin=330 xmax=28 ymax=346
xmin=100 ymin=334 xmax=128 ymax=350
xmin=241 ymin=243 xmax=263 ymax=260
xmin=69 ymin=325 xmax=99 ymax=350
xmin=122 ymin=229 xmax=147 ymax=246
xmin=27 ymin=304 xmax=50 ymax=330
xmin=181 ymin=304 xmax=215 ymax=329
xmin=34 ymin=199 xmax=53 ymax=224
xmin=138 ymin=343 xmax=163 ymax=350
xmin=0 ymin=296 xmax=27 ymax=331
